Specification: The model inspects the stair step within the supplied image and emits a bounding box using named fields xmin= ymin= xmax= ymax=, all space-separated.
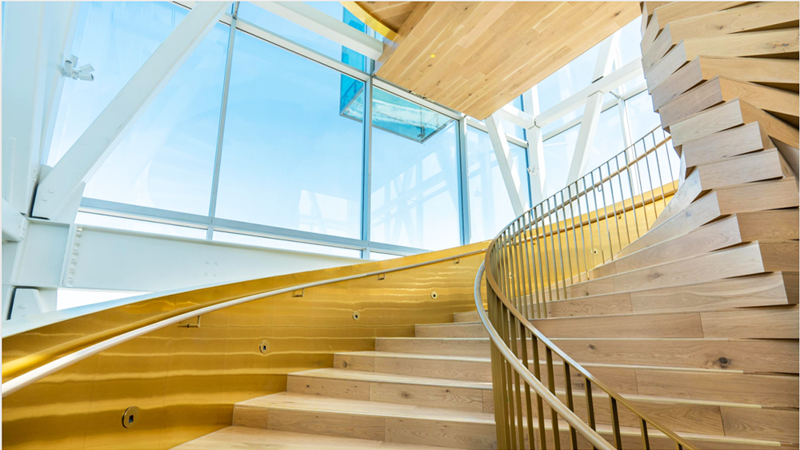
xmin=173 ymin=426 xmax=471 ymax=450
xmin=230 ymin=393 xmax=784 ymax=450
xmin=422 ymin=306 xmax=799 ymax=340
xmin=286 ymin=368 xmax=796 ymax=441
xmin=377 ymin=337 xmax=799 ymax=375
xmin=468 ymin=272 xmax=797 ymax=321
xmin=287 ymin=368 xmax=491 ymax=413
xmin=232 ymin=392 xmax=496 ymax=449
xmin=592 ymin=210 xmax=798 ymax=280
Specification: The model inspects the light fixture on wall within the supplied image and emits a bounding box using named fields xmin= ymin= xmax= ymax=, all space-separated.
xmin=62 ymin=55 xmax=95 ymax=81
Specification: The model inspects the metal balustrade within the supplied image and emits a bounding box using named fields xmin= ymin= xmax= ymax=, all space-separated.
xmin=474 ymin=126 xmax=696 ymax=449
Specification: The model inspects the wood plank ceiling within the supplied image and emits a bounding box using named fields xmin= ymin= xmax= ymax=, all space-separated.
xmin=358 ymin=2 xmax=639 ymax=120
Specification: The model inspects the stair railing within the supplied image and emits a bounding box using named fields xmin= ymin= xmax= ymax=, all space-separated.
xmin=475 ymin=126 xmax=696 ymax=449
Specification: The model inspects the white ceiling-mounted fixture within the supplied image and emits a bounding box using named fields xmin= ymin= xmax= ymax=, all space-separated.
xmin=62 ymin=55 xmax=95 ymax=81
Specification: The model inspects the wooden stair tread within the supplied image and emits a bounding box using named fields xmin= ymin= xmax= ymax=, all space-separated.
xmin=290 ymin=368 xmax=492 ymax=390
xmin=173 ymin=427 xmax=466 ymax=450
xmin=238 ymin=392 xmax=496 ymax=424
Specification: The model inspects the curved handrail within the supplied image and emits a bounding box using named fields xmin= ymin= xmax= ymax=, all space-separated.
xmin=474 ymin=262 xmax=615 ymax=450
xmin=3 ymin=247 xmax=486 ymax=398
xmin=476 ymin=126 xmax=697 ymax=449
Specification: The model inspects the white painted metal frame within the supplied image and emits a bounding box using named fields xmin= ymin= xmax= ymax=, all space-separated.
xmin=485 ymin=115 xmax=525 ymax=216
xmin=31 ymin=2 xmax=232 ymax=221
xmin=251 ymin=1 xmax=383 ymax=60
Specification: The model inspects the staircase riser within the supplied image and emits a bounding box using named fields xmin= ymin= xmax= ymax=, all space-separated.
xmin=421 ymin=306 xmax=799 ymax=339
xmin=232 ymin=405 xmax=497 ymax=450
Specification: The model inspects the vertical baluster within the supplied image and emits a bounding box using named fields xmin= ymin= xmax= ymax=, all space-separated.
xmin=580 ymin=177 xmax=598 ymax=270
xmin=508 ymin=308 xmax=525 ymax=448
xmin=563 ymin=363 xmax=578 ymax=450
xmin=514 ymin=218 xmax=530 ymax=319
xmin=501 ymin=304 xmax=518 ymax=449
xmin=519 ymin=324 xmax=536 ymax=449
xmin=551 ymin=196 xmax=568 ymax=300
xmin=508 ymin=222 xmax=520 ymax=313
xmin=533 ymin=206 xmax=550 ymax=319
xmin=597 ymin=167 xmax=614 ymax=262
xmin=502 ymin=230 xmax=512 ymax=302
xmin=531 ymin=333 xmax=547 ymax=450
xmin=489 ymin=289 xmax=510 ymax=449
xmin=566 ymin=184 xmax=583 ymax=282
xmin=605 ymin=161 xmax=623 ymax=255
xmin=573 ymin=181 xmax=591 ymax=278
xmin=642 ymin=137 xmax=659 ymax=228
xmin=522 ymin=211 xmax=539 ymax=320
xmin=614 ymin=155 xmax=632 ymax=248
xmin=557 ymin=189 xmax=575 ymax=288
xmin=640 ymin=419 xmax=650 ymax=450
xmin=545 ymin=348 xmax=560 ymax=449
xmin=622 ymin=151 xmax=641 ymax=240
xmin=585 ymin=378 xmax=597 ymax=440
xmin=632 ymin=141 xmax=650 ymax=230
xmin=609 ymin=397 xmax=623 ymax=449
xmin=650 ymin=140 xmax=668 ymax=209
xmin=545 ymin=199 xmax=563 ymax=300
xmin=588 ymin=170 xmax=606 ymax=264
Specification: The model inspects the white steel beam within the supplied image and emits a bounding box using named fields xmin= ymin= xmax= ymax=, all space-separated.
xmin=496 ymin=105 xmax=535 ymax=130
xmin=566 ymin=92 xmax=605 ymax=183
xmin=2 ymin=199 xmax=28 ymax=243
xmin=252 ymin=2 xmax=383 ymax=60
xmin=31 ymin=2 xmax=231 ymax=221
xmin=2 ymin=2 xmax=47 ymax=215
xmin=566 ymin=36 xmax=619 ymax=184
xmin=534 ymin=58 xmax=642 ymax=128
xmin=486 ymin=115 xmax=525 ymax=216
xmin=523 ymin=87 xmax=546 ymax=204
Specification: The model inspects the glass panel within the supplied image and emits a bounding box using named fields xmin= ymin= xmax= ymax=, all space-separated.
xmin=370 ymin=88 xmax=460 ymax=250
xmin=75 ymin=212 xmax=207 ymax=239
xmin=584 ymin=107 xmax=625 ymax=173
xmin=542 ymin=105 xmax=584 ymax=137
xmin=212 ymin=231 xmax=361 ymax=258
xmin=57 ymin=288 xmax=150 ymax=310
xmin=237 ymin=2 xmax=368 ymax=71
xmin=626 ymin=92 xmax=662 ymax=142
xmin=542 ymin=125 xmax=580 ymax=199
xmin=535 ymin=46 xmax=599 ymax=112
xmin=618 ymin=16 xmax=643 ymax=67
xmin=467 ymin=127 xmax=529 ymax=243
xmin=48 ymin=2 xmax=187 ymax=165
xmin=83 ymin=23 xmax=228 ymax=216
xmin=369 ymin=252 xmax=401 ymax=261
xmin=216 ymin=30 xmax=364 ymax=239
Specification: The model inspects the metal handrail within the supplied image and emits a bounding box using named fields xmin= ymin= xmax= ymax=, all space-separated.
xmin=476 ymin=126 xmax=697 ymax=449
xmin=2 ymin=248 xmax=486 ymax=398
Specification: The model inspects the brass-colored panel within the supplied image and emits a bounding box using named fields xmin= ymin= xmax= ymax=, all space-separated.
xmin=3 ymin=246 xmax=485 ymax=450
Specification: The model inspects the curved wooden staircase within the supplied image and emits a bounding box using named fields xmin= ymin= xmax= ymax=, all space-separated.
xmin=176 ymin=2 xmax=799 ymax=449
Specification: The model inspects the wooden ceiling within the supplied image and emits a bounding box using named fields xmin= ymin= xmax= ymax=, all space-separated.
xmin=358 ymin=2 xmax=639 ymax=120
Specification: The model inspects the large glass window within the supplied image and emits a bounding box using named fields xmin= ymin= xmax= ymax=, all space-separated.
xmin=626 ymin=92 xmax=662 ymax=142
xmin=584 ymin=107 xmax=625 ymax=172
xmin=542 ymin=125 xmax=579 ymax=198
xmin=370 ymin=89 xmax=460 ymax=250
xmin=83 ymin=23 xmax=229 ymax=216
xmin=48 ymin=2 xmax=187 ymax=165
xmin=215 ymin=31 xmax=365 ymax=239
xmin=467 ymin=127 xmax=529 ymax=243
xmin=237 ymin=2 xmax=370 ymax=71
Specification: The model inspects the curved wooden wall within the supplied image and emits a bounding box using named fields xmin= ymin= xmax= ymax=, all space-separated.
xmin=2 ymin=243 xmax=486 ymax=449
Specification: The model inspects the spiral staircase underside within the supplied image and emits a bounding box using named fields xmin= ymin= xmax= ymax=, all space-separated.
xmin=176 ymin=2 xmax=799 ymax=449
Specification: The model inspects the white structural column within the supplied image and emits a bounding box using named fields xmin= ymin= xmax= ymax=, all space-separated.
xmin=485 ymin=115 xmax=525 ymax=216
xmin=566 ymin=35 xmax=620 ymax=184
xmin=2 ymin=2 xmax=47 ymax=215
xmin=252 ymin=2 xmax=383 ymax=60
xmin=523 ymin=87 xmax=546 ymax=204
xmin=31 ymin=1 xmax=231 ymax=221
